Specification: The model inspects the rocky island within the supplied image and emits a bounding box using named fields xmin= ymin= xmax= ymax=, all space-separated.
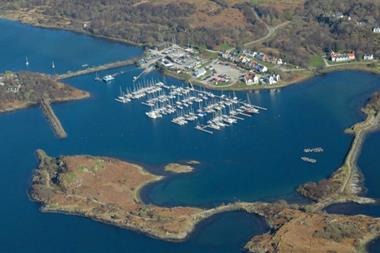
xmin=31 ymin=150 xmax=210 ymax=241
xmin=30 ymin=91 xmax=380 ymax=252
xmin=0 ymin=71 xmax=89 ymax=113
xmin=164 ymin=163 xmax=194 ymax=174
xmin=31 ymin=149 xmax=380 ymax=252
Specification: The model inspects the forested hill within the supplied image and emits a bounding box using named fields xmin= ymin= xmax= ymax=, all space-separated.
xmin=0 ymin=0 xmax=268 ymax=48
xmin=0 ymin=0 xmax=379 ymax=67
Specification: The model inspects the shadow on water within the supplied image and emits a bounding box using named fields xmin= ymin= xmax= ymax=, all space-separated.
xmin=325 ymin=202 xmax=380 ymax=218
xmin=367 ymin=237 xmax=380 ymax=253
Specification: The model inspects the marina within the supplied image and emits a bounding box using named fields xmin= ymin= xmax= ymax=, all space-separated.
xmin=1 ymin=18 xmax=380 ymax=253
xmin=115 ymin=81 xmax=266 ymax=134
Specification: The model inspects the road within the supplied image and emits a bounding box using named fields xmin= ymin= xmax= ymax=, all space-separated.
xmin=323 ymin=57 xmax=379 ymax=68
xmin=244 ymin=9 xmax=290 ymax=47
xmin=340 ymin=113 xmax=380 ymax=194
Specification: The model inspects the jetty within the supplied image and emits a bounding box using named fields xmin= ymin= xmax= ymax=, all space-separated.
xmin=56 ymin=56 xmax=141 ymax=80
xmin=40 ymin=98 xmax=67 ymax=139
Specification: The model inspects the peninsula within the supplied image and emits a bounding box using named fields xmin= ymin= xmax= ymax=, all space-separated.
xmin=298 ymin=92 xmax=380 ymax=210
xmin=0 ymin=71 xmax=89 ymax=113
xmin=30 ymin=150 xmax=380 ymax=252
xmin=31 ymin=91 xmax=380 ymax=252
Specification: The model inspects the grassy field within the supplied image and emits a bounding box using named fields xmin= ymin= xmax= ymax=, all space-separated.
xmin=250 ymin=0 xmax=304 ymax=8
xmin=309 ymin=55 xmax=324 ymax=68
xmin=217 ymin=42 xmax=233 ymax=52
xmin=323 ymin=61 xmax=380 ymax=74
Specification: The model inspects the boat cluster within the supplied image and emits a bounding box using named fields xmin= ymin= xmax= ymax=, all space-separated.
xmin=115 ymin=81 xmax=266 ymax=134
xmin=301 ymin=147 xmax=324 ymax=164
xmin=115 ymin=81 xmax=168 ymax=104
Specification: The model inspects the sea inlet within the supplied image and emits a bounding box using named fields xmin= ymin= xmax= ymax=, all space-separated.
xmin=0 ymin=19 xmax=380 ymax=252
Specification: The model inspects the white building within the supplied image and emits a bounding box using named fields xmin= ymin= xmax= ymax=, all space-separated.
xmin=256 ymin=65 xmax=268 ymax=73
xmin=259 ymin=74 xmax=280 ymax=85
xmin=243 ymin=73 xmax=259 ymax=85
xmin=193 ymin=68 xmax=207 ymax=78
xmin=364 ymin=54 xmax=374 ymax=61
xmin=373 ymin=27 xmax=380 ymax=33
xmin=159 ymin=58 xmax=174 ymax=68
xmin=330 ymin=51 xmax=355 ymax=62
xmin=83 ymin=22 xmax=90 ymax=29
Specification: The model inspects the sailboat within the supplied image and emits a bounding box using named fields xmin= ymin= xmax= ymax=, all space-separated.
xmin=95 ymin=72 xmax=102 ymax=81
xmin=51 ymin=61 xmax=55 ymax=70
xmin=115 ymin=86 xmax=130 ymax=104
xmin=25 ymin=57 xmax=29 ymax=67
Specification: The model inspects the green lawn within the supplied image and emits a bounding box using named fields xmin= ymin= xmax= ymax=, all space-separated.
xmin=217 ymin=42 xmax=232 ymax=52
xmin=309 ymin=55 xmax=324 ymax=68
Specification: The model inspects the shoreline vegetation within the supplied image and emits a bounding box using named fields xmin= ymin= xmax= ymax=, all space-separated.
xmin=0 ymin=72 xmax=90 ymax=114
xmin=30 ymin=92 xmax=380 ymax=253
xmin=162 ymin=61 xmax=380 ymax=92
xmin=1 ymin=9 xmax=379 ymax=92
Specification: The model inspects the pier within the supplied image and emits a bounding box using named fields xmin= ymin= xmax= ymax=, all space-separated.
xmin=56 ymin=56 xmax=141 ymax=80
xmin=196 ymin=125 xmax=214 ymax=134
xmin=40 ymin=98 xmax=67 ymax=139
xmin=115 ymin=80 xmax=267 ymax=134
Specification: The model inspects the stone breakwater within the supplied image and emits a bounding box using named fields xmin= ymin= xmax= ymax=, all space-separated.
xmin=30 ymin=92 xmax=380 ymax=252
xmin=298 ymin=92 xmax=380 ymax=210
xmin=40 ymin=98 xmax=67 ymax=139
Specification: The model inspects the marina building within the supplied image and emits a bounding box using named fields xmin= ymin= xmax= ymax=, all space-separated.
xmin=193 ymin=68 xmax=207 ymax=78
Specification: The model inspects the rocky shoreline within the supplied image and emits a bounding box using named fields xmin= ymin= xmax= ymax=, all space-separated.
xmin=0 ymin=72 xmax=89 ymax=114
xmin=298 ymin=92 xmax=380 ymax=210
xmin=2 ymin=8 xmax=380 ymax=94
xmin=29 ymin=91 xmax=380 ymax=252
xmin=164 ymin=163 xmax=194 ymax=174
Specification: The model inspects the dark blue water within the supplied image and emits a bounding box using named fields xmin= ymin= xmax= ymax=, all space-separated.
xmin=0 ymin=19 xmax=143 ymax=74
xmin=359 ymin=131 xmax=380 ymax=199
xmin=325 ymin=202 xmax=380 ymax=217
xmin=368 ymin=237 xmax=380 ymax=253
xmin=1 ymin=19 xmax=380 ymax=252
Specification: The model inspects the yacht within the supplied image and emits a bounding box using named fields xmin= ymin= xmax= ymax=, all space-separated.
xmin=115 ymin=97 xmax=130 ymax=104
xmin=103 ymin=75 xmax=115 ymax=82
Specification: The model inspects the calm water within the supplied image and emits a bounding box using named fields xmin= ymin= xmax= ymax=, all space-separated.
xmin=1 ymin=19 xmax=380 ymax=252
xmin=326 ymin=202 xmax=380 ymax=217
xmin=359 ymin=131 xmax=380 ymax=199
